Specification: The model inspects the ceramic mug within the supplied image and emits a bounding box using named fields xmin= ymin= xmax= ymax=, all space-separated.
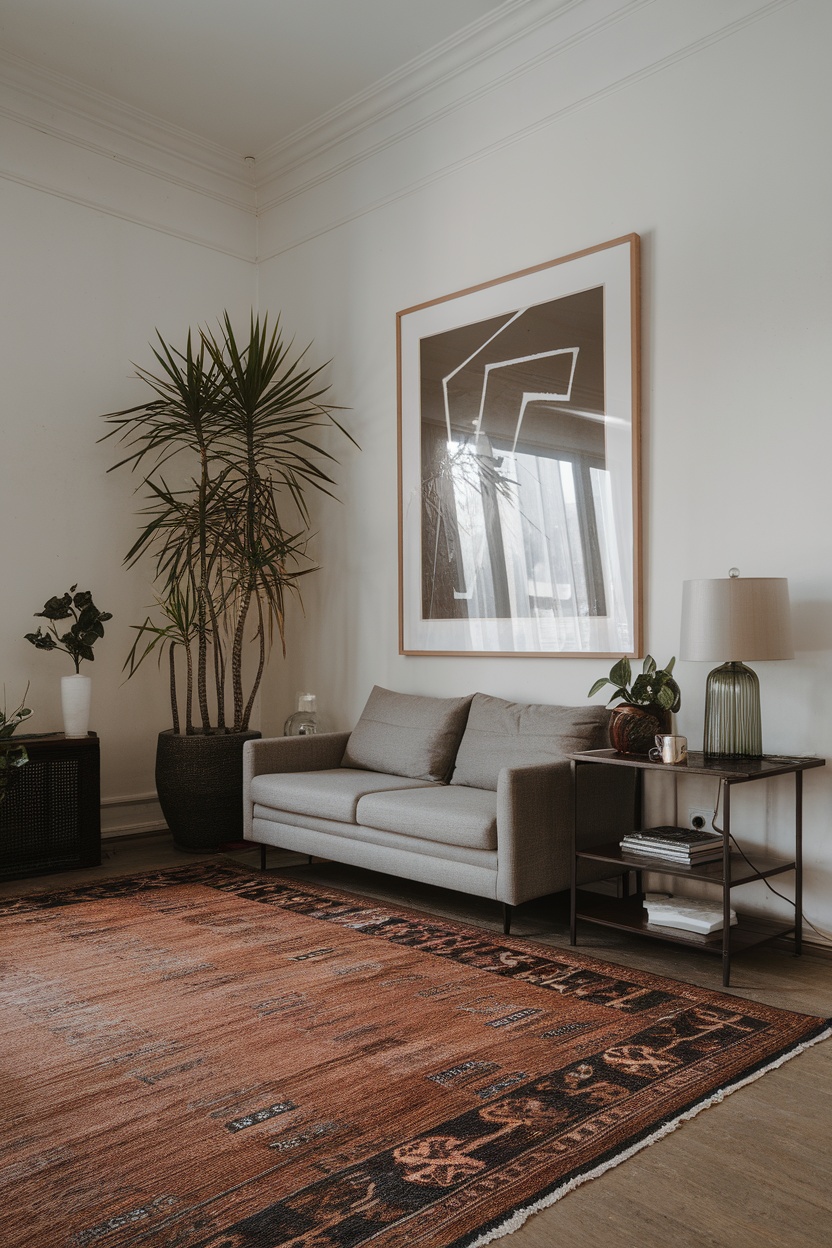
xmin=648 ymin=734 xmax=688 ymax=765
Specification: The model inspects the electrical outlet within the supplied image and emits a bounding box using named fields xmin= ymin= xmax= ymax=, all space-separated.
xmin=689 ymin=806 xmax=714 ymax=833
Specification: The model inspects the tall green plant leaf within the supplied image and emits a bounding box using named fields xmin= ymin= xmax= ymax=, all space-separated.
xmin=102 ymin=311 xmax=355 ymax=733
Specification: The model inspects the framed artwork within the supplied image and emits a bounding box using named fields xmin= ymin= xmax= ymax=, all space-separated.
xmin=397 ymin=234 xmax=641 ymax=657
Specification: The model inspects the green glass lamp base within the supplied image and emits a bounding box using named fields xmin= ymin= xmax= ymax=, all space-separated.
xmin=703 ymin=661 xmax=762 ymax=758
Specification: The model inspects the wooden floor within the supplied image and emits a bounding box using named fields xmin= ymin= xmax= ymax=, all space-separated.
xmin=3 ymin=834 xmax=830 ymax=1248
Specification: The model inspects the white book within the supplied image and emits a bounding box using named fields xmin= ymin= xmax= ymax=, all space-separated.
xmin=644 ymin=897 xmax=738 ymax=934
xmin=645 ymin=923 xmax=724 ymax=943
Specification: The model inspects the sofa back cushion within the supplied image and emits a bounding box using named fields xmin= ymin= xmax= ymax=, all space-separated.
xmin=450 ymin=693 xmax=609 ymax=790
xmin=341 ymin=686 xmax=474 ymax=782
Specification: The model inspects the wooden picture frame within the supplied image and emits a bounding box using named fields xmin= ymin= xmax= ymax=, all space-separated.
xmin=397 ymin=234 xmax=641 ymax=657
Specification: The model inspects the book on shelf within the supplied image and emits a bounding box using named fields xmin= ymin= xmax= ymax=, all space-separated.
xmin=643 ymin=896 xmax=737 ymax=935
xmin=622 ymin=826 xmax=722 ymax=848
xmin=621 ymin=837 xmax=723 ymax=855
xmin=620 ymin=825 xmax=723 ymax=863
xmin=645 ymin=922 xmax=724 ymax=943
xmin=622 ymin=844 xmax=724 ymax=865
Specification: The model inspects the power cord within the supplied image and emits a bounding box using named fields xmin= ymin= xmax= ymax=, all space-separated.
xmin=709 ymin=779 xmax=832 ymax=947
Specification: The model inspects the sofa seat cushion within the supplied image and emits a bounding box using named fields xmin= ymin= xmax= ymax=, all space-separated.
xmin=252 ymin=807 xmax=498 ymax=869
xmin=450 ymin=693 xmax=610 ymax=791
xmin=341 ymin=685 xmax=473 ymax=782
xmin=356 ymin=785 xmax=498 ymax=850
xmin=249 ymin=769 xmax=439 ymax=825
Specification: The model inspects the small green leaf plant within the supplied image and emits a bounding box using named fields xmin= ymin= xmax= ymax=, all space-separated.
xmin=25 ymin=587 xmax=113 ymax=673
xmin=0 ymin=684 xmax=32 ymax=738
xmin=0 ymin=685 xmax=32 ymax=804
xmin=588 ymin=655 xmax=681 ymax=712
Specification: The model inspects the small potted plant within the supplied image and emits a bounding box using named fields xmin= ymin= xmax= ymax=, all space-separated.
xmin=589 ymin=655 xmax=681 ymax=755
xmin=0 ymin=686 xmax=32 ymax=805
xmin=25 ymin=587 xmax=112 ymax=738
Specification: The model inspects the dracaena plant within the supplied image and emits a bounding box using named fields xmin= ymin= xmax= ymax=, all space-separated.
xmin=25 ymin=587 xmax=112 ymax=673
xmin=100 ymin=312 xmax=354 ymax=736
xmin=588 ymin=655 xmax=681 ymax=712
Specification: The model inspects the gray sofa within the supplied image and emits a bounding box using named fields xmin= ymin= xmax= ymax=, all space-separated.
xmin=243 ymin=687 xmax=634 ymax=931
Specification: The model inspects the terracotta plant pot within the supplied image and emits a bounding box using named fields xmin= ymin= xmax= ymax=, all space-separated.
xmin=609 ymin=704 xmax=672 ymax=756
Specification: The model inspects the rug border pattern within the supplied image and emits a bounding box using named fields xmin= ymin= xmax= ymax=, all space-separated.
xmin=2 ymin=862 xmax=829 ymax=1248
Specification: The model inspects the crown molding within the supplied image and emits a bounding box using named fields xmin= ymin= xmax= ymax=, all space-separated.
xmin=256 ymin=0 xmax=654 ymax=211
xmin=0 ymin=0 xmax=798 ymax=262
xmin=254 ymin=0 xmax=572 ymax=184
xmin=0 ymin=2 xmax=561 ymax=205
xmin=255 ymin=0 xmax=798 ymax=258
xmin=0 ymin=48 xmax=254 ymax=211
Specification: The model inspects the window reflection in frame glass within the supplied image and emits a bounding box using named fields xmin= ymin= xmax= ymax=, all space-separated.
xmin=397 ymin=235 xmax=642 ymax=657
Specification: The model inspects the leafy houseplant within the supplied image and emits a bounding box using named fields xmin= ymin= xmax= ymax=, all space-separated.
xmin=101 ymin=312 xmax=353 ymax=849
xmin=589 ymin=656 xmax=681 ymax=755
xmin=25 ymin=588 xmax=111 ymax=738
xmin=25 ymin=587 xmax=112 ymax=672
xmin=0 ymin=687 xmax=32 ymax=806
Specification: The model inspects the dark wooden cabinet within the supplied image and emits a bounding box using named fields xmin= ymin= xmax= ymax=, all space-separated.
xmin=0 ymin=733 xmax=101 ymax=881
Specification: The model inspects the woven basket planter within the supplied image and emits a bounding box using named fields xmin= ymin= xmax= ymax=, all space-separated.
xmin=155 ymin=729 xmax=261 ymax=852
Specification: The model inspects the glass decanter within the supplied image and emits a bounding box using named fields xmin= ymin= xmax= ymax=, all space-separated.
xmin=284 ymin=693 xmax=318 ymax=736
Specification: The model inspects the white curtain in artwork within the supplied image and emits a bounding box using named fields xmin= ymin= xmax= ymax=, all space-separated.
xmin=448 ymin=439 xmax=619 ymax=649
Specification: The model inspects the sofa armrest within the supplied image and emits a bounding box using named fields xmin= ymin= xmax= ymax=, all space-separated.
xmin=495 ymin=760 xmax=638 ymax=905
xmin=243 ymin=732 xmax=351 ymax=841
xmin=496 ymin=761 xmax=571 ymax=905
xmin=244 ymin=732 xmax=350 ymax=779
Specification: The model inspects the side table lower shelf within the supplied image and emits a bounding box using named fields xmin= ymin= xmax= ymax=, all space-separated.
xmin=573 ymin=891 xmax=795 ymax=956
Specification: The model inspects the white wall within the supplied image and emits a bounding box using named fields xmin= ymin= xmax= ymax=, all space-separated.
xmin=0 ymin=178 xmax=255 ymax=831
xmin=3 ymin=0 xmax=831 ymax=942
xmin=257 ymin=0 xmax=832 ymax=939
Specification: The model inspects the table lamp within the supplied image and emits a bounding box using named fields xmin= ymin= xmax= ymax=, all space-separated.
xmin=680 ymin=570 xmax=793 ymax=757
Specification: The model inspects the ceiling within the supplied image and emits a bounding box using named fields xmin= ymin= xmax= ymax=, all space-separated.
xmin=0 ymin=0 xmax=514 ymax=155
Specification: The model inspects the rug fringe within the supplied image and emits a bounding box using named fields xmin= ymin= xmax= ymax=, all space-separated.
xmin=466 ymin=1023 xmax=832 ymax=1248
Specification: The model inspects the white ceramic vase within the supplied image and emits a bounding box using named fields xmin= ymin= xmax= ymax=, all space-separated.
xmin=61 ymin=673 xmax=92 ymax=738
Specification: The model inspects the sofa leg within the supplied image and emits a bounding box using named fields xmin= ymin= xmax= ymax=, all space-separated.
xmin=260 ymin=844 xmax=267 ymax=872
xmin=502 ymin=903 xmax=513 ymax=936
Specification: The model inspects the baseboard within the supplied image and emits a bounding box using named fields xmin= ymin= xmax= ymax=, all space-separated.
xmin=771 ymin=933 xmax=832 ymax=961
xmin=102 ymin=822 xmax=168 ymax=843
xmin=100 ymin=792 xmax=165 ymax=840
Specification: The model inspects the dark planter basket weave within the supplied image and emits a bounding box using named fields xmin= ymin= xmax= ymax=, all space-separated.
xmin=155 ymin=729 xmax=261 ymax=852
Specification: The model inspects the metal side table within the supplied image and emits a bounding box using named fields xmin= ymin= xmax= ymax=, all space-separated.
xmin=570 ymin=749 xmax=824 ymax=986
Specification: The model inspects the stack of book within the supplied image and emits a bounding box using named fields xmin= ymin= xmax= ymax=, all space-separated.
xmin=643 ymin=895 xmax=737 ymax=937
xmin=620 ymin=825 xmax=724 ymax=865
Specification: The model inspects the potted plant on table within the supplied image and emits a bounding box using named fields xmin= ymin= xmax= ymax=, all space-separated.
xmin=100 ymin=312 xmax=354 ymax=851
xmin=24 ymin=588 xmax=112 ymax=737
xmin=588 ymin=655 xmax=681 ymax=755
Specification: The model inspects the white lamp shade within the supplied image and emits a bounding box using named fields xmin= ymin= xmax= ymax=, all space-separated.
xmin=680 ymin=577 xmax=794 ymax=662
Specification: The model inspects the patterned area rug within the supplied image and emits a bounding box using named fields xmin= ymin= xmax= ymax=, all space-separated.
xmin=1 ymin=864 xmax=828 ymax=1248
